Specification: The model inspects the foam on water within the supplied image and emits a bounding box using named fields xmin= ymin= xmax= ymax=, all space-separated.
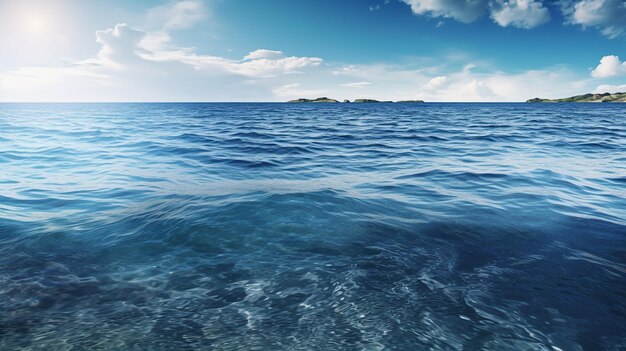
xmin=0 ymin=103 xmax=625 ymax=350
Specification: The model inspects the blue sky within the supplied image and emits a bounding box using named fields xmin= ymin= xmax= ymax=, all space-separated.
xmin=1 ymin=0 xmax=625 ymax=101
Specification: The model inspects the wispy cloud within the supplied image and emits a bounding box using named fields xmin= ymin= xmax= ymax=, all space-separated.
xmin=147 ymin=0 xmax=207 ymax=30
xmin=273 ymin=83 xmax=326 ymax=98
xmin=594 ymin=83 xmax=626 ymax=93
xmin=340 ymin=81 xmax=372 ymax=88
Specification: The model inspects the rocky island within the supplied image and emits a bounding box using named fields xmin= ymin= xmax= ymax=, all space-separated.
xmin=527 ymin=92 xmax=626 ymax=103
xmin=353 ymin=99 xmax=392 ymax=103
xmin=287 ymin=97 xmax=425 ymax=103
xmin=287 ymin=97 xmax=339 ymax=103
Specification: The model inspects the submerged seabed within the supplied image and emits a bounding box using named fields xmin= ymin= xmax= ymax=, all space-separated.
xmin=0 ymin=102 xmax=625 ymax=350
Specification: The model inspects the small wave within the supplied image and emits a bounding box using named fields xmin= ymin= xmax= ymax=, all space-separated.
xmin=1 ymin=102 xmax=625 ymax=350
xmin=395 ymin=169 xmax=509 ymax=181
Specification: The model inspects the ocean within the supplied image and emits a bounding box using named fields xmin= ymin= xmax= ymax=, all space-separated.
xmin=1 ymin=102 xmax=625 ymax=350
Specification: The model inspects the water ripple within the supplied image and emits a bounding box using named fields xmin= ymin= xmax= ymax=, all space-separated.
xmin=0 ymin=102 xmax=625 ymax=350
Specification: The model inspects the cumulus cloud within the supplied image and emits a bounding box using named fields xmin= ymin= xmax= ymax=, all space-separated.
xmin=403 ymin=0 xmax=626 ymax=35
xmin=591 ymin=55 xmax=626 ymax=78
xmin=562 ymin=0 xmax=626 ymax=38
xmin=94 ymin=23 xmax=147 ymax=67
xmin=402 ymin=0 xmax=550 ymax=28
xmin=100 ymin=28 xmax=323 ymax=78
xmin=490 ymin=0 xmax=550 ymax=28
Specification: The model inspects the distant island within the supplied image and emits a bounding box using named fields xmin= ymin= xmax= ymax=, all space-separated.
xmin=287 ymin=97 xmax=340 ymax=103
xmin=288 ymin=97 xmax=424 ymax=103
xmin=353 ymin=99 xmax=392 ymax=103
xmin=527 ymin=92 xmax=626 ymax=103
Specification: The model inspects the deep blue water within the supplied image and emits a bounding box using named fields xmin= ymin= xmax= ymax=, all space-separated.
xmin=1 ymin=102 xmax=625 ymax=350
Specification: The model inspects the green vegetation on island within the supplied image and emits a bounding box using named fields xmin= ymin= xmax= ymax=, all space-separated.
xmin=287 ymin=97 xmax=339 ymax=103
xmin=527 ymin=92 xmax=626 ymax=103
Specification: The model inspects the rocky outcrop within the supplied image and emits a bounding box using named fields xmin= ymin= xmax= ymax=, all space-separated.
xmin=288 ymin=97 xmax=339 ymax=103
xmin=527 ymin=92 xmax=626 ymax=103
xmin=287 ymin=97 xmax=426 ymax=103
xmin=353 ymin=99 xmax=392 ymax=103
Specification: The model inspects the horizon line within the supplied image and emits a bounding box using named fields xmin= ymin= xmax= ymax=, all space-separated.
xmin=0 ymin=101 xmax=534 ymax=104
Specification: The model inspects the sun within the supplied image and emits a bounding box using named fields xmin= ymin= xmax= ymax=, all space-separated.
xmin=24 ymin=12 xmax=47 ymax=33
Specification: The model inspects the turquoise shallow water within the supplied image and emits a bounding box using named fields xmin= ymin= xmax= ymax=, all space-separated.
xmin=0 ymin=102 xmax=625 ymax=350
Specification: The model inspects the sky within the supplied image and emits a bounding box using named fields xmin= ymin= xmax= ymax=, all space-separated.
xmin=0 ymin=0 xmax=625 ymax=102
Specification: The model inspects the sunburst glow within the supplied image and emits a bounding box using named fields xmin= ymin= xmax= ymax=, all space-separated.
xmin=24 ymin=12 xmax=47 ymax=33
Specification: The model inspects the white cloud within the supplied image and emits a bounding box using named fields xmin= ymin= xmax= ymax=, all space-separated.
xmin=401 ymin=0 xmax=489 ymax=23
xmin=315 ymin=59 xmax=588 ymax=102
xmin=340 ymin=81 xmax=372 ymax=88
xmin=94 ymin=23 xmax=147 ymax=67
xmin=0 ymin=46 xmax=591 ymax=102
xmin=235 ymin=54 xmax=322 ymax=77
xmin=139 ymin=31 xmax=173 ymax=53
xmin=148 ymin=0 xmax=206 ymax=30
xmin=402 ymin=0 xmax=551 ymax=28
xmin=426 ymin=75 xmax=449 ymax=88
xmin=244 ymin=49 xmax=285 ymax=60
xmin=594 ymin=83 xmax=626 ymax=93
xmin=273 ymin=83 xmax=326 ymax=98
xmin=563 ymin=0 xmax=626 ymax=38
xmin=460 ymin=69 xmax=576 ymax=101
xmin=0 ymin=1 xmax=594 ymax=102
xmin=90 ymin=22 xmax=315 ymax=81
xmin=461 ymin=79 xmax=497 ymax=99
xmin=403 ymin=0 xmax=626 ymax=35
xmin=490 ymin=0 xmax=550 ymax=29
xmin=0 ymin=17 xmax=323 ymax=102
xmin=591 ymin=55 xmax=626 ymax=78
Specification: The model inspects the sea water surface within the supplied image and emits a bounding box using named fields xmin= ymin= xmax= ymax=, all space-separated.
xmin=1 ymin=103 xmax=625 ymax=350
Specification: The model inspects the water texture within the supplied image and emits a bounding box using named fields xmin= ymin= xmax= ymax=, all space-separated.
xmin=0 ymin=102 xmax=625 ymax=350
